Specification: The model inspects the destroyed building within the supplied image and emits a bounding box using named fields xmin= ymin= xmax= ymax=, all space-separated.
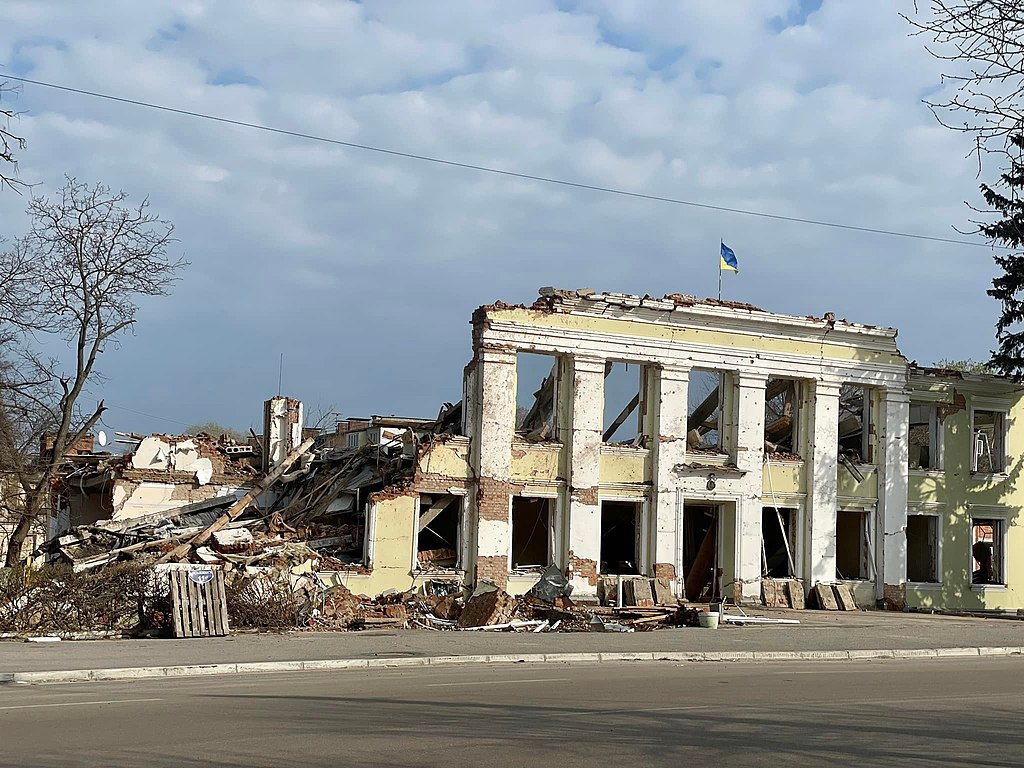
xmin=323 ymin=287 xmax=1024 ymax=614
xmin=35 ymin=290 xmax=1024 ymax=616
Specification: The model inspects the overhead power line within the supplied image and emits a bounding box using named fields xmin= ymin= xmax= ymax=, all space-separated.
xmin=2 ymin=73 xmax=1003 ymax=250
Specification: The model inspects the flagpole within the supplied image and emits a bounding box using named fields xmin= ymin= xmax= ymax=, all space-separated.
xmin=718 ymin=239 xmax=723 ymax=301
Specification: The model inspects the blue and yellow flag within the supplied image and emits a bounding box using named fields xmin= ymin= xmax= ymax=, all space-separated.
xmin=720 ymin=241 xmax=739 ymax=272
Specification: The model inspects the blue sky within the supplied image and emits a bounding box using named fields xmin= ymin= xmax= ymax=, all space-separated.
xmin=0 ymin=0 xmax=1001 ymax=436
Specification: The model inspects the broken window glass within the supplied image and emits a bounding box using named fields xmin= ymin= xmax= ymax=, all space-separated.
xmin=416 ymin=493 xmax=461 ymax=570
xmin=515 ymin=352 xmax=558 ymax=441
xmin=906 ymin=515 xmax=938 ymax=583
xmin=600 ymin=500 xmax=641 ymax=575
xmin=838 ymin=384 xmax=872 ymax=462
xmin=908 ymin=403 xmax=941 ymax=470
xmin=972 ymin=518 xmax=1003 ymax=585
xmin=511 ymin=497 xmax=552 ymax=571
xmin=687 ymin=369 xmax=725 ymax=453
xmin=972 ymin=410 xmax=1006 ymax=474
xmin=761 ymin=506 xmax=797 ymax=578
xmin=603 ymin=361 xmax=648 ymax=446
xmin=835 ymin=509 xmax=870 ymax=580
xmin=764 ymin=378 xmax=801 ymax=456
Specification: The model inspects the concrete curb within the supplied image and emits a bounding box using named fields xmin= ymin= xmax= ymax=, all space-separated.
xmin=1 ymin=646 xmax=1020 ymax=685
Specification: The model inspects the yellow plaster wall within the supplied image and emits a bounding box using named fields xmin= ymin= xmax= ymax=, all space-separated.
xmin=837 ymin=465 xmax=878 ymax=500
xmin=907 ymin=379 xmax=1024 ymax=610
xmin=417 ymin=439 xmax=472 ymax=480
xmin=763 ymin=461 xmax=804 ymax=496
xmin=319 ymin=494 xmax=467 ymax=597
xmin=489 ymin=308 xmax=904 ymax=367
xmin=599 ymin=448 xmax=649 ymax=485
xmin=511 ymin=444 xmax=562 ymax=482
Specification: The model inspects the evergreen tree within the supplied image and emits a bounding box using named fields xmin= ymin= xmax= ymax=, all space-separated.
xmin=983 ymin=134 xmax=1024 ymax=379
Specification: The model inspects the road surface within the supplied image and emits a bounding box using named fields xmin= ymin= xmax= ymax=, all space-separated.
xmin=1 ymin=657 xmax=1021 ymax=766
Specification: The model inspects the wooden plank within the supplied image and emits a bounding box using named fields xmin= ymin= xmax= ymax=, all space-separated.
xmin=211 ymin=572 xmax=228 ymax=636
xmin=418 ymin=496 xmax=454 ymax=532
xmin=833 ymin=583 xmax=858 ymax=611
xmin=170 ymin=572 xmax=183 ymax=638
xmin=786 ymin=580 xmax=806 ymax=610
xmin=159 ymin=437 xmax=315 ymax=563
xmin=602 ymin=393 xmax=640 ymax=443
xmin=814 ymin=583 xmax=839 ymax=611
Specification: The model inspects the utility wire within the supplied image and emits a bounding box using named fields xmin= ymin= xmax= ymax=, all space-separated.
xmin=2 ymin=73 xmax=1004 ymax=250
xmin=103 ymin=403 xmax=191 ymax=426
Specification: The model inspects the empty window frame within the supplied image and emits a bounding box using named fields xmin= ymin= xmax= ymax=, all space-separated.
xmin=688 ymin=369 xmax=726 ymax=453
xmin=761 ymin=506 xmax=797 ymax=578
xmin=972 ymin=409 xmax=1007 ymax=474
xmin=511 ymin=496 xmax=552 ymax=571
xmin=971 ymin=518 xmax=1004 ymax=585
xmin=600 ymin=500 xmax=642 ymax=575
xmin=682 ymin=504 xmax=720 ymax=602
xmin=765 ymin=378 xmax=802 ymax=456
xmin=906 ymin=514 xmax=939 ymax=583
xmin=838 ymin=384 xmax=873 ymax=462
xmin=416 ymin=494 xmax=462 ymax=570
xmin=603 ymin=361 xmax=649 ymax=446
xmin=515 ymin=352 xmax=559 ymax=440
xmin=835 ymin=509 xmax=871 ymax=580
xmin=908 ymin=403 xmax=942 ymax=470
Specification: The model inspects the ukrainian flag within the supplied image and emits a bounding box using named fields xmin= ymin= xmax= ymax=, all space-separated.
xmin=720 ymin=241 xmax=739 ymax=272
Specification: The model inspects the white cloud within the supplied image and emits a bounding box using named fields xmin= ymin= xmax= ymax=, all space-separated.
xmin=0 ymin=0 xmax=1001 ymax=433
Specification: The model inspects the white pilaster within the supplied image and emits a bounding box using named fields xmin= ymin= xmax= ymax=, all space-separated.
xmin=652 ymin=365 xmax=689 ymax=588
xmin=879 ymin=387 xmax=911 ymax=597
xmin=735 ymin=371 xmax=768 ymax=602
xmin=566 ymin=355 xmax=605 ymax=593
xmin=474 ymin=348 xmax=516 ymax=562
xmin=808 ymin=380 xmax=841 ymax=585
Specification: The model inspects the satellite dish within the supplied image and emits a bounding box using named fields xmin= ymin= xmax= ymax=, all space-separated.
xmin=97 ymin=430 xmax=108 ymax=447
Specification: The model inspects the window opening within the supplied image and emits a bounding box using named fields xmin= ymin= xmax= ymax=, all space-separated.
xmin=687 ymin=369 xmax=725 ymax=452
xmin=417 ymin=494 xmax=461 ymax=570
xmin=836 ymin=509 xmax=870 ymax=580
xmin=600 ymin=500 xmax=641 ymax=574
xmin=838 ymin=384 xmax=872 ymax=462
xmin=764 ymin=378 xmax=801 ymax=456
xmin=908 ymin=403 xmax=941 ymax=470
xmin=972 ymin=518 xmax=1003 ymax=585
xmin=683 ymin=504 xmax=720 ymax=601
xmin=603 ymin=361 xmax=647 ymax=446
xmin=906 ymin=515 xmax=938 ymax=583
xmin=515 ymin=352 xmax=558 ymax=441
xmin=761 ymin=507 xmax=797 ymax=578
xmin=972 ymin=410 xmax=1005 ymax=473
xmin=511 ymin=497 xmax=552 ymax=571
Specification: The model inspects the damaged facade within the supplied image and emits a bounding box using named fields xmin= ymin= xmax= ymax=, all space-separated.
xmin=345 ymin=287 xmax=1024 ymax=613
xmin=35 ymin=289 xmax=1024 ymax=615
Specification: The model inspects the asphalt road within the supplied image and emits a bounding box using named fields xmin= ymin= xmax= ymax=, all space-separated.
xmin=2 ymin=658 xmax=1022 ymax=767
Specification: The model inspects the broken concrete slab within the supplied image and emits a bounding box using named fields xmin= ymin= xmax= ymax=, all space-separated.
xmin=457 ymin=586 xmax=516 ymax=628
xmin=813 ymin=584 xmax=839 ymax=611
xmin=833 ymin=584 xmax=858 ymax=611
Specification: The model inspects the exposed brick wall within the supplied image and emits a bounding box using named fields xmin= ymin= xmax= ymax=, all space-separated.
xmin=477 ymin=476 xmax=514 ymax=521
xmin=883 ymin=583 xmax=906 ymax=611
xmin=571 ymin=485 xmax=599 ymax=506
xmin=475 ymin=554 xmax=508 ymax=589
xmin=568 ymin=550 xmax=598 ymax=586
xmin=653 ymin=562 xmax=676 ymax=580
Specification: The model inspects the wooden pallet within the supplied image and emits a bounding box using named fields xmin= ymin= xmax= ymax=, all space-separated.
xmin=169 ymin=568 xmax=229 ymax=638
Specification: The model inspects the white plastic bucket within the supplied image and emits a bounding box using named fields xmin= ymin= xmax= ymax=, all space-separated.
xmin=698 ymin=611 xmax=720 ymax=629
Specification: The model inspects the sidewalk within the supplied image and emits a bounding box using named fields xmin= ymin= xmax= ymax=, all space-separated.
xmin=1 ymin=609 xmax=1022 ymax=681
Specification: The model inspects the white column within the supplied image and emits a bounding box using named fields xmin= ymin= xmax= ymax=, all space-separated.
xmin=735 ymin=372 xmax=767 ymax=602
xmin=652 ymin=365 xmax=689 ymax=590
xmin=879 ymin=387 xmax=911 ymax=602
xmin=808 ymin=380 xmax=841 ymax=585
xmin=566 ymin=355 xmax=605 ymax=594
xmin=473 ymin=347 xmax=517 ymax=588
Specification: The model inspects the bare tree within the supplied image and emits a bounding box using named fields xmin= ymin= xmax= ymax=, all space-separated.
xmin=0 ymin=81 xmax=27 ymax=193
xmin=905 ymin=2 xmax=1024 ymax=170
xmin=0 ymin=178 xmax=187 ymax=564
